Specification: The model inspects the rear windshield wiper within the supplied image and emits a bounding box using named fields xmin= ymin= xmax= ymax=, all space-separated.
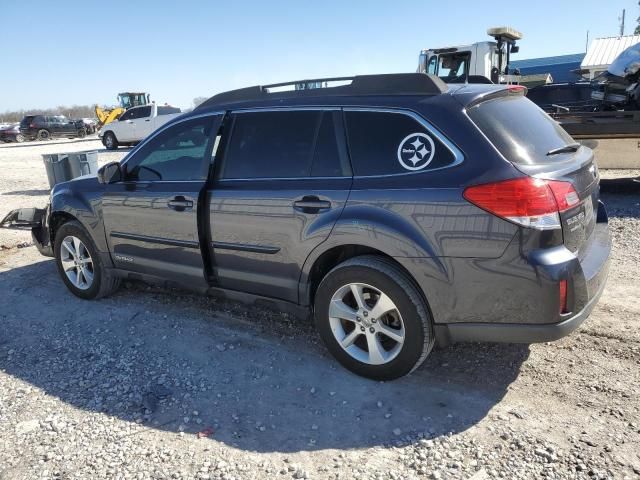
xmin=546 ymin=143 xmax=581 ymax=156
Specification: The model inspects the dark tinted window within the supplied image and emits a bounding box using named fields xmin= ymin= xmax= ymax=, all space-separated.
xmin=158 ymin=106 xmax=181 ymax=115
xmin=118 ymin=109 xmax=134 ymax=121
xmin=133 ymin=106 xmax=152 ymax=119
xmin=124 ymin=117 xmax=213 ymax=182
xmin=345 ymin=111 xmax=455 ymax=176
xmin=467 ymin=95 xmax=575 ymax=164
xmin=220 ymin=110 xmax=320 ymax=179
xmin=312 ymin=111 xmax=349 ymax=177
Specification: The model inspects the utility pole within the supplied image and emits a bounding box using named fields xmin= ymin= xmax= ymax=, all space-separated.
xmin=586 ymin=30 xmax=589 ymax=52
xmin=620 ymin=8 xmax=626 ymax=36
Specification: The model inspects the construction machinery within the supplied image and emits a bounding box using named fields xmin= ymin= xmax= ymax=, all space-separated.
xmin=94 ymin=92 xmax=151 ymax=129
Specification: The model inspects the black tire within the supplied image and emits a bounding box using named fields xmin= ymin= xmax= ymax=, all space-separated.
xmin=37 ymin=129 xmax=50 ymax=141
xmin=15 ymin=134 xmax=25 ymax=143
xmin=103 ymin=131 xmax=118 ymax=150
xmin=77 ymin=128 xmax=86 ymax=139
xmin=314 ymin=255 xmax=434 ymax=380
xmin=53 ymin=220 xmax=120 ymax=300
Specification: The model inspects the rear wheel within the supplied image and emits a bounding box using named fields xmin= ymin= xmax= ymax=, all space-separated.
xmin=314 ymin=255 xmax=434 ymax=380
xmin=103 ymin=131 xmax=118 ymax=150
xmin=37 ymin=129 xmax=50 ymax=141
xmin=77 ymin=128 xmax=86 ymax=139
xmin=54 ymin=221 xmax=120 ymax=300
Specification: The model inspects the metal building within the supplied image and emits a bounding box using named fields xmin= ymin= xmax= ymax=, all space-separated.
xmin=510 ymin=53 xmax=585 ymax=83
xmin=581 ymin=35 xmax=640 ymax=79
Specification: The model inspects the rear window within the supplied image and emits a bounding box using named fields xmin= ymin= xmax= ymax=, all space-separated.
xmin=345 ymin=110 xmax=456 ymax=176
xmin=467 ymin=95 xmax=575 ymax=165
xmin=158 ymin=106 xmax=181 ymax=116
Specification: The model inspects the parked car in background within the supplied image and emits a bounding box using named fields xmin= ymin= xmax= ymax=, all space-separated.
xmin=99 ymin=103 xmax=182 ymax=150
xmin=19 ymin=115 xmax=86 ymax=141
xmin=1 ymin=74 xmax=611 ymax=380
xmin=0 ymin=124 xmax=25 ymax=143
xmin=78 ymin=118 xmax=98 ymax=134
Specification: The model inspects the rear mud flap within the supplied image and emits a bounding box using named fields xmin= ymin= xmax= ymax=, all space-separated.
xmin=0 ymin=207 xmax=53 ymax=257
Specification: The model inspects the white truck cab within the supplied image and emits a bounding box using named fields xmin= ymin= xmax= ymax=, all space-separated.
xmin=100 ymin=103 xmax=181 ymax=150
xmin=418 ymin=27 xmax=528 ymax=84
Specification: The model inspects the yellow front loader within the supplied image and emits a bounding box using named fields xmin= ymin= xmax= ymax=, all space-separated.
xmin=95 ymin=92 xmax=151 ymax=129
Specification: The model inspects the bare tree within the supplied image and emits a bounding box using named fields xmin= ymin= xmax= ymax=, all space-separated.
xmin=0 ymin=105 xmax=96 ymax=123
xmin=636 ymin=1 xmax=640 ymax=35
xmin=193 ymin=96 xmax=208 ymax=107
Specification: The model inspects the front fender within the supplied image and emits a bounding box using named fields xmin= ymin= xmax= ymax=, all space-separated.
xmin=50 ymin=186 xmax=111 ymax=264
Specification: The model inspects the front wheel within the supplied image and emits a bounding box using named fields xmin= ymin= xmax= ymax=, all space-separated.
xmin=314 ymin=255 xmax=434 ymax=380
xmin=77 ymin=128 xmax=86 ymax=139
xmin=54 ymin=221 xmax=120 ymax=300
xmin=15 ymin=134 xmax=25 ymax=143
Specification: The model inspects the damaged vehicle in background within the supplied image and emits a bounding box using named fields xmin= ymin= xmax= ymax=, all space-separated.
xmin=19 ymin=115 xmax=86 ymax=141
xmin=0 ymin=124 xmax=25 ymax=143
xmin=0 ymin=74 xmax=611 ymax=380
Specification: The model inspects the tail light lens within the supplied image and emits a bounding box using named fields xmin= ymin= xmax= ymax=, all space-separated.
xmin=30 ymin=123 xmax=36 ymax=128
xmin=559 ymin=279 xmax=569 ymax=314
xmin=463 ymin=177 xmax=580 ymax=230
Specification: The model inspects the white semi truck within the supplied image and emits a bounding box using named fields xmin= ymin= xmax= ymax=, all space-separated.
xmin=417 ymin=27 xmax=551 ymax=86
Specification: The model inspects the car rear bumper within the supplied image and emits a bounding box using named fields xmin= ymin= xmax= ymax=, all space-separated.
xmin=434 ymin=201 xmax=611 ymax=345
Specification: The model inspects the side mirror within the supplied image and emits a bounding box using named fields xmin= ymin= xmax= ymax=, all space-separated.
xmin=97 ymin=162 xmax=122 ymax=184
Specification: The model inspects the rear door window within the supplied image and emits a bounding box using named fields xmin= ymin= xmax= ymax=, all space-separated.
xmin=467 ymin=95 xmax=575 ymax=164
xmin=344 ymin=110 xmax=457 ymax=176
xmin=219 ymin=110 xmax=317 ymax=179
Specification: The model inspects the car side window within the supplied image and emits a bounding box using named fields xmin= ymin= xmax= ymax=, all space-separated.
xmin=137 ymin=106 xmax=152 ymax=119
xmin=119 ymin=110 xmax=134 ymax=121
xmin=219 ymin=110 xmax=319 ymax=179
xmin=311 ymin=111 xmax=351 ymax=177
xmin=344 ymin=110 xmax=456 ymax=176
xmin=123 ymin=117 xmax=214 ymax=182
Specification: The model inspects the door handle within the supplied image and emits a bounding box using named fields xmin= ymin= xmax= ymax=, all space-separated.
xmin=145 ymin=119 xmax=150 ymax=122
xmin=293 ymin=196 xmax=331 ymax=212
xmin=168 ymin=196 xmax=193 ymax=211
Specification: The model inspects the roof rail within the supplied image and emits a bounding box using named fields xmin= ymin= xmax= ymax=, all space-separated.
xmin=197 ymin=73 xmax=447 ymax=108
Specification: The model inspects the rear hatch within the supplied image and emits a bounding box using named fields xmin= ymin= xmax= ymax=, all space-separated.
xmin=465 ymin=89 xmax=599 ymax=255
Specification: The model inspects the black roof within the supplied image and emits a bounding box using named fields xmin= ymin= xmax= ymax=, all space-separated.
xmin=196 ymin=74 xmax=448 ymax=110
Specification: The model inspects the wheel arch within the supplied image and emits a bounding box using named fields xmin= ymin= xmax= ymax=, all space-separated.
xmin=300 ymin=243 xmax=434 ymax=318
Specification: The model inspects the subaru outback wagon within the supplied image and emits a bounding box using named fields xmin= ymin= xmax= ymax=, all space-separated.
xmin=1 ymin=74 xmax=611 ymax=380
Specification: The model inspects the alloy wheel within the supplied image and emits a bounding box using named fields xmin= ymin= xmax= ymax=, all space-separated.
xmin=59 ymin=235 xmax=94 ymax=290
xmin=328 ymin=283 xmax=405 ymax=365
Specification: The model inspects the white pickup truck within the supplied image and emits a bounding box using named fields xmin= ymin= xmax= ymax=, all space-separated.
xmin=100 ymin=103 xmax=182 ymax=150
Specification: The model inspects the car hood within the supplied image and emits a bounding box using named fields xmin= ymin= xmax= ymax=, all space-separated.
xmin=52 ymin=174 xmax=100 ymax=195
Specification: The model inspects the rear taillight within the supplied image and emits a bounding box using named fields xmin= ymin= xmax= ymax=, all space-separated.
xmin=29 ymin=123 xmax=35 ymax=128
xmin=463 ymin=177 xmax=580 ymax=230
xmin=559 ymin=279 xmax=569 ymax=314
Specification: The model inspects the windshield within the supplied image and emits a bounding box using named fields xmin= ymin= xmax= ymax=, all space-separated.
xmin=467 ymin=95 xmax=576 ymax=164
xmin=437 ymin=52 xmax=470 ymax=81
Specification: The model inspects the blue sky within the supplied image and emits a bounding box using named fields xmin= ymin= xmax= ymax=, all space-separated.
xmin=0 ymin=0 xmax=638 ymax=111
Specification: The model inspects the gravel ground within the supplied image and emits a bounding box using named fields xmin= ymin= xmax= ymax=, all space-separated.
xmin=0 ymin=141 xmax=639 ymax=479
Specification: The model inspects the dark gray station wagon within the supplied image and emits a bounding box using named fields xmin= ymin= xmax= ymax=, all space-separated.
xmin=2 ymin=74 xmax=611 ymax=379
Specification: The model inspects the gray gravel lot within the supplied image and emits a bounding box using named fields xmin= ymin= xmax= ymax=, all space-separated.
xmin=0 ymin=140 xmax=639 ymax=479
